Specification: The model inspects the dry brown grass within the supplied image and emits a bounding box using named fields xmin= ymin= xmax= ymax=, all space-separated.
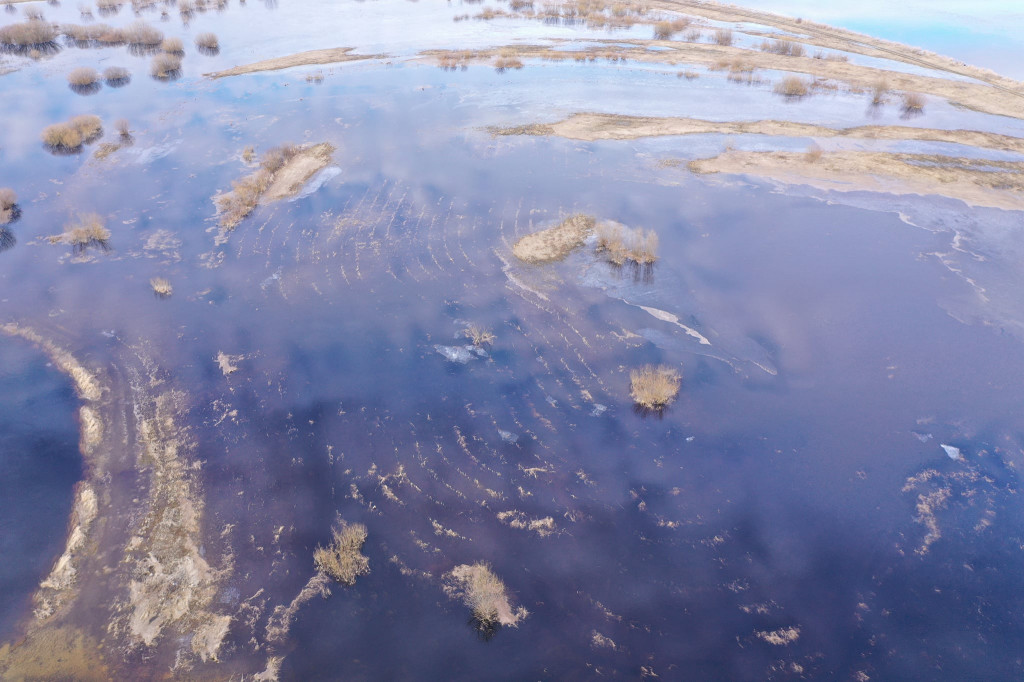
xmin=713 ymin=28 xmax=733 ymax=46
xmin=195 ymin=31 xmax=218 ymax=50
xmin=96 ymin=0 xmax=122 ymax=13
xmin=114 ymin=118 xmax=131 ymax=137
xmin=67 ymin=67 xmax=99 ymax=86
xmin=215 ymin=145 xmax=300 ymax=228
xmin=595 ymin=222 xmax=658 ymax=265
xmin=41 ymin=114 xmax=102 ymax=151
xmin=653 ymin=18 xmax=688 ymax=39
xmin=149 ymin=277 xmax=172 ymax=296
xmin=103 ymin=66 xmax=130 ymax=84
xmin=871 ymin=79 xmax=888 ymax=105
xmin=150 ymin=52 xmax=181 ymax=79
xmin=630 ymin=364 xmax=681 ymax=409
xmin=446 ymin=562 xmax=527 ymax=633
xmin=160 ymin=36 xmax=183 ymax=54
xmin=759 ymin=39 xmax=805 ymax=57
xmin=512 ymin=213 xmax=595 ymax=263
xmin=804 ymin=142 xmax=823 ymax=162
xmin=313 ymin=521 xmax=369 ymax=585
xmin=62 ymin=214 xmax=110 ymax=251
xmin=494 ymin=55 xmax=523 ymax=72
xmin=0 ymin=20 xmax=58 ymax=47
xmin=0 ymin=188 xmax=16 ymax=225
xmin=123 ymin=20 xmax=162 ymax=46
xmin=902 ymin=91 xmax=925 ymax=112
xmin=774 ymin=75 xmax=809 ymax=97
xmin=463 ymin=324 xmax=495 ymax=347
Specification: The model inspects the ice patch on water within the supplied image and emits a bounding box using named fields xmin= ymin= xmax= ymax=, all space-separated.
xmin=130 ymin=141 xmax=180 ymax=165
xmin=940 ymin=444 xmax=961 ymax=460
xmin=590 ymin=403 xmax=607 ymax=417
xmin=435 ymin=345 xmax=475 ymax=364
xmin=498 ymin=429 xmax=519 ymax=444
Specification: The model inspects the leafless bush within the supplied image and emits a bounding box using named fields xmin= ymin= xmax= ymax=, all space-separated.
xmin=195 ymin=31 xmax=217 ymax=51
xmin=103 ymin=65 xmax=131 ymax=85
xmin=463 ymin=325 xmax=495 ymax=346
xmin=0 ymin=20 xmax=59 ymax=48
xmin=713 ymin=28 xmax=732 ymax=45
xmin=596 ymin=222 xmax=658 ymax=265
xmin=123 ymin=20 xmax=162 ymax=46
xmin=0 ymin=188 xmax=17 ymax=225
xmin=804 ymin=143 xmax=823 ymax=162
xmin=774 ymin=75 xmax=809 ymax=97
xmin=114 ymin=118 xmax=132 ymax=138
xmin=871 ymin=79 xmax=888 ymax=105
xmin=759 ymin=39 xmax=805 ymax=57
xmin=160 ymin=36 xmax=183 ymax=53
xmin=67 ymin=66 xmax=99 ymax=86
xmin=62 ymin=213 xmax=110 ymax=252
xmin=150 ymin=52 xmax=181 ymax=79
xmin=902 ymin=91 xmax=925 ymax=112
xmin=150 ymin=277 xmax=172 ymax=296
xmin=653 ymin=18 xmax=688 ymax=39
xmin=41 ymin=114 xmax=102 ymax=151
xmin=630 ymin=364 xmax=681 ymax=410
xmin=314 ymin=521 xmax=370 ymax=585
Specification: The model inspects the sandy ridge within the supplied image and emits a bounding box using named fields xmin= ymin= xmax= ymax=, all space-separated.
xmin=204 ymin=47 xmax=382 ymax=78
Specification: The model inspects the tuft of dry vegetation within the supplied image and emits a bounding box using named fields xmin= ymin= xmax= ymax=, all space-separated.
xmin=150 ymin=52 xmax=182 ymax=79
xmin=123 ymin=20 xmax=162 ymax=46
xmin=804 ymin=142 xmax=823 ymax=162
xmin=313 ymin=521 xmax=370 ymax=585
xmin=774 ymin=75 xmax=809 ymax=97
xmin=713 ymin=28 xmax=733 ymax=46
xmin=102 ymin=65 xmax=130 ymax=84
xmin=114 ymin=118 xmax=131 ymax=138
xmin=871 ymin=79 xmax=888 ymax=105
xmin=160 ymin=36 xmax=183 ymax=54
xmin=195 ymin=31 xmax=218 ymax=50
xmin=902 ymin=91 xmax=925 ymax=112
xmin=445 ymin=562 xmax=528 ymax=633
xmin=67 ymin=66 xmax=99 ymax=86
xmin=463 ymin=324 xmax=495 ymax=347
xmin=215 ymin=144 xmax=306 ymax=228
xmin=595 ymin=222 xmax=658 ymax=265
xmin=630 ymin=364 xmax=681 ymax=410
xmin=96 ymin=0 xmax=122 ymax=14
xmin=0 ymin=188 xmax=17 ymax=225
xmin=494 ymin=48 xmax=523 ymax=72
xmin=759 ymin=39 xmax=805 ymax=57
xmin=653 ymin=18 xmax=688 ymax=40
xmin=62 ymin=213 xmax=110 ymax=252
xmin=0 ymin=19 xmax=58 ymax=48
xmin=41 ymin=114 xmax=102 ymax=151
xmin=512 ymin=213 xmax=595 ymax=263
xmin=149 ymin=277 xmax=172 ymax=296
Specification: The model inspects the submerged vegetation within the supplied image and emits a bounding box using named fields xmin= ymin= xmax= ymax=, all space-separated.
xmin=150 ymin=52 xmax=182 ymax=79
xmin=630 ymin=364 xmax=681 ymax=410
xmin=61 ymin=214 xmax=110 ymax=253
xmin=445 ymin=562 xmax=527 ymax=635
xmin=774 ymin=75 xmax=810 ymax=97
xmin=313 ymin=521 xmax=370 ymax=585
xmin=41 ymin=115 xmax=102 ymax=152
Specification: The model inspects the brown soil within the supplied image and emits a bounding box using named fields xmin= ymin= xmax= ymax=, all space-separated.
xmin=204 ymin=48 xmax=381 ymax=78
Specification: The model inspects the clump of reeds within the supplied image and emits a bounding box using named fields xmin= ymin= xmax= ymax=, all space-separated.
xmin=150 ymin=277 xmax=172 ymax=296
xmin=653 ymin=17 xmax=688 ymax=39
xmin=123 ymin=20 xmax=162 ymax=46
xmin=67 ymin=66 xmax=100 ymax=93
xmin=871 ymin=79 xmax=887 ymax=105
xmin=446 ymin=562 xmax=527 ymax=636
xmin=194 ymin=31 xmax=218 ymax=51
xmin=759 ymin=39 xmax=805 ymax=57
xmin=902 ymin=91 xmax=925 ymax=113
xmin=630 ymin=364 xmax=681 ymax=410
xmin=114 ymin=118 xmax=132 ymax=139
xmin=0 ymin=188 xmax=17 ymax=225
xmin=22 ymin=5 xmax=44 ymax=19
xmin=595 ymin=222 xmax=658 ymax=265
xmin=494 ymin=48 xmax=523 ymax=72
xmin=314 ymin=521 xmax=370 ymax=585
xmin=463 ymin=324 xmax=495 ymax=347
xmin=160 ymin=36 xmax=183 ymax=53
xmin=150 ymin=52 xmax=181 ymax=79
xmin=41 ymin=114 xmax=102 ymax=151
xmin=0 ymin=19 xmax=58 ymax=48
xmin=804 ymin=142 xmax=823 ymax=162
xmin=96 ymin=0 xmax=122 ymax=14
xmin=774 ymin=75 xmax=809 ymax=97
xmin=713 ymin=28 xmax=733 ymax=45
xmin=103 ymin=65 xmax=130 ymax=85
xmin=62 ymin=213 xmax=110 ymax=252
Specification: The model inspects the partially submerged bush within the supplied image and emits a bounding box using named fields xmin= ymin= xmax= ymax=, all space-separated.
xmin=494 ymin=55 xmax=523 ymax=72
xmin=160 ymin=36 xmax=183 ymax=53
xmin=871 ymin=79 xmax=888 ymax=105
xmin=463 ymin=324 xmax=495 ymax=347
xmin=96 ymin=0 xmax=122 ymax=14
xmin=713 ymin=28 xmax=733 ymax=46
xmin=314 ymin=521 xmax=370 ymax=585
xmin=630 ymin=364 xmax=681 ymax=410
xmin=774 ymin=75 xmax=809 ymax=97
xmin=0 ymin=20 xmax=59 ymax=48
xmin=62 ymin=214 xmax=110 ymax=252
xmin=67 ymin=66 xmax=99 ymax=86
xmin=123 ymin=20 xmax=162 ymax=46
xmin=195 ymin=31 xmax=218 ymax=50
xmin=0 ymin=188 xmax=17 ymax=225
xmin=103 ymin=65 xmax=130 ymax=85
xmin=445 ymin=562 xmax=527 ymax=636
xmin=149 ymin=277 xmax=172 ymax=296
xmin=41 ymin=114 xmax=102 ymax=151
xmin=759 ymin=39 xmax=805 ymax=57
xmin=595 ymin=222 xmax=658 ymax=265
xmin=150 ymin=52 xmax=181 ymax=79
xmin=114 ymin=118 xmax=131 ymax=138
xmin=902 ymin=91 xmax=925 ymax=112
xmin=653 ymin=18 xmax=688 ymax=39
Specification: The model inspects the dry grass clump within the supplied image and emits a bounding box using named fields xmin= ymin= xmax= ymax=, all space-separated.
xmin=445 ymin=562 xmax=527 ymax=635
xmin=902 ymin=91 xmax=925 ymax=112
xmin=62 ymin=214 xmax=110 ymax=252
xmin=595 ymin=222 xmax=658 ymax=265
xmin=62 ymin=23 xmax=124 ymax=45
xmin=114 ymin=118 xmax=131 ymax=138
xmin=313 ymin=521 xmax=370 ymax=585
xmin=103 ymin=65 xmax=130 ymax=85
xmin=439 ymin=49 xmax=474 ymax=71
xmin=67 ymin=66 xmax=99 ymax=86
xmin=123 ymin=20 xmax=162 ymax=46
xmin=494 ymin=55 xmax=523 ymax=72
xmin=677 ymin=69 xmax=699 ymax=79
xmin=713 ymin=28 xmax=733 ymax=45
xmin=215 ymin=145 xmax=300 ymax=228
xmin=0 ymin=20 xmax=58 ymax=47
xmin=774 ymin=75 xmax=809 ymax=98
xmin=804 ymin=142 xmax=823 ymax=162
xmin=195 ymin=31 xmax=218 ymax=50
xmin=653 ymin=17 xmax=688 ymax=39
xmin=871 ymin=79 xmax=888 ymax=105
xmin=160 ymin=36 xmax=183 ymax=53
xmin=96 ymin=0 xmax=122 ymax=14
xmin=630 ymin=364 xmax=681 ymax=410
xmin=150 ymin=52 xmax=181 ymax=79
xmin=463 ymin=324 xmax=495 ymax=347
xmin=0 ymin=188 xmax=17 ymax=225
xmin=759 ymin=38 xmax=805 ymax=57
xmin=149 ymin=277 xmax=172 ymax=296
xmin=41 ymin=114 xmax=102 ymax=151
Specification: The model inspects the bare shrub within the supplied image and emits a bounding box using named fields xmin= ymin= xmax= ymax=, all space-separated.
xmin=653 ymin=17 xmax=688 ymax=39
xmin=67 ymin=66 xmax=99 ymax=86
xmin=677 ymin=69 xmax=699 ymax=79
xmin=494 ymin=55 xmax=523 ymax=72
xmin=902 ymin=91 xmax=925 ymax=112
xmin=463 ymin=325 xmax=495 ymax=347
xmin=596 ymin=222 xmax=658 ymax=265
xmin=774 ymin=75 xmax=809 ymax=97
xmin=149 ymin=277 xmax=172 ymax=296
xmin=41 ymin=114 xmax=102 ymax=151
xmin=871 ymin=79 xmax=887 ymax=105
xmin=804 ymin=142 xmax=823 ymax=162
xmin=445 ymin=563 xmax=528 ymax=634
xmin=63 ymin=214 xmax=110 ymax=252
xmin=630 ymin=364 xmax=681 ymax=410
xmin=160 ymin=36 xmax=183 ymax=53
xmin=0 ymin=188 xmax=17 ymax=225
xmin=150 ymin=52 xmax=181 ymax=79
xmin=0 ymin=20 xmax=59 ymax=47
xmin=22 ymin=6 xmax=44 ymax=19
xmin=713 ymin=28 xmax=732 ymax=45
xmin=313 ymin=521 xmax=370 ymax=585
xmin=96 ymin=0 xmax=122 ymax=14
xmin=760 ymin=39 xmax=805 ymax=57
xmin=114 ymin=118 xmax=131 ymax=138
xmin=103 ymin=65 xmax=130 ymax=85
xmin=194 ymin=31 xmax=217 ymax=50
xmin=123 ymin=20 xmax=162 ymax=46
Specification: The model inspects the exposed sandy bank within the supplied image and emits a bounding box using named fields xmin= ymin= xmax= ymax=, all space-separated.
xmin=204 ymin=48 xmax=379 ymax=78
xmin=491 ymin=113 xmax=1024 ymax=154
xmin=512 ymin=213 xmax=595 ymax=263
xmin=690 ymin=150 xmax=1024 ymax=211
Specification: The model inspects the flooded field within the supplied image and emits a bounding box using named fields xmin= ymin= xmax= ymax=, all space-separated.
xmin=3 ymin=0 xmax=1024 ymax=679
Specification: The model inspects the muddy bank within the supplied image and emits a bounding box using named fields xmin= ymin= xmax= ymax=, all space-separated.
xmin=205 ymin=48 xmax=381 ymax=78
xmin=689 ymin=150 xmax=1024 ymax=211
xmin=491 ymin=113 xmax=1024 ymax=153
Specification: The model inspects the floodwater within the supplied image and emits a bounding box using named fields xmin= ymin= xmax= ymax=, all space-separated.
xmin=2 ymin=0 xmax=1024 ymax=679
